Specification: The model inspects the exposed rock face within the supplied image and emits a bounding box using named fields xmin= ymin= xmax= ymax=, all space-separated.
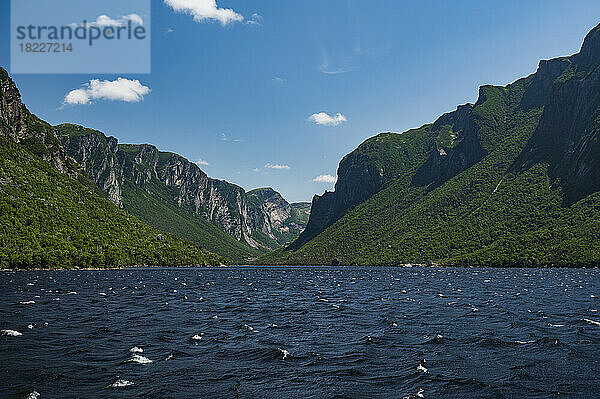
xmin=247 ymin=188 xmax=310 ymax=244
xmin=56 ymin=125 xmax=307 ymax=250
xmin=0 ymin=68 xmax=73 ymax=174
xmin=411 ymin=103 xmax=481 ymax=188
xmin=517 ymin=25 xmax=600 ymax=204
xmin=60 ymin=125 xmax=123 ymax=207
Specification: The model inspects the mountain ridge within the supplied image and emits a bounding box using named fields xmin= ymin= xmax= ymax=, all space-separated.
xmin=56 ymin=123 xmax=309 ymax=261
xmin=275 ymin=22 xmax=600 ymax=267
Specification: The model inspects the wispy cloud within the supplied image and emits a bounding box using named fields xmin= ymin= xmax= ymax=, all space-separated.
xmin=318 ymin=48 xmax=356 ymax=75
xmin=246 ymin=13 xmax=263 ymax=27
xmin=221 ymin=133 xmax=244 ymax=143
xmin=272 ymin=77 xmax=285 ymax=84
xmin=164 ymin=0 xmax=244 ymax=26
xmin=265 ymin=163 xmax=290 ymax=170
xmin=252 ymin=168 xmax=260 ymax=173
xmin=195 ymin=159 xmax=209 ymax=166
xmin=308 ymin=112 xmax=347 ymax=127
xmin=313 ymin=174 xmax=337 ymax=183
xmin=63 ymin=78 xmax=150 ymax=106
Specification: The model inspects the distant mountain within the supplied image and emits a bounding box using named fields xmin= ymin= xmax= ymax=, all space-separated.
xmin=56 ymin=124 xmax=308 ymax=261
xmin=275 ymin=23 xmax=600 ymax=267
xmin=0 ymin=67 xmax=224 ymax=268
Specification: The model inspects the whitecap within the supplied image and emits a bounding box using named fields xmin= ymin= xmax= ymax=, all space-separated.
xmin=2 ymin=329 xmax=22 ymax=336
xmin=243 ymin=324 xmax=257 ymax=333
xmin=99 ymin=292 xmax=107 ymax=296
xmin=278 ymin=348 xmax=290 ymax=360
xmin=109 ymin=379 xmax=134 ymax=388
xmin=191 ymin=334 xmax=203 ymax=340
xmin=130 ymin=347 xmax=143 ymax=353
xmin=548 ymin=323 xmax=564 ymax=327
xmin=584 ymin=318 xmax=600 ymax=326
xmin=515 ymin=340 xmax=536 ymax=344
xmin=27 ymin=324 xmax=34 ymax=329
xmin=19 ymin=301 xmax=35 ymax=305
xmin=165 ymin=353 xmax=173 ymax=361
xmin=25 ymin=391 xmax=40 ymax=399
xmin=128 ymin=354 xmax=152 ymax=364
xmin=416 ymin=362 xmax=428 ymax=373
xmin=67 ymin=291 xmax=77 ymax=295
xmin=268 ymin=323 xmax=278 ymax=328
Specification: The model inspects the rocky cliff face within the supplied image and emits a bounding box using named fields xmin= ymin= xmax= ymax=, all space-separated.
xmin=517 ymin=24 xmax=600 ymax=204
xmin=57 ymin=125 xmax=306 ymax=250
xmin=247 ymin=188 xmax=310 ymax=245
xmin=60 ymin=124 xmax=123 ymax=207
xmin=0 ymin=68 xmax=74 ymax=174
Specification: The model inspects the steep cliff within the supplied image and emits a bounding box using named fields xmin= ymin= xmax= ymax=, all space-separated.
xmin=57 ymin=125 xmax=308 ymax=259
xmin=247 ymin=188 xmax=310 ymax=245
xmin=0 ymin=67 xmax=224 ymax=268
xmin=275 ymin=23 xmax=600 ymax=267
xmin=516 ymin=26 xmax=600 ymax=204
xmin=0 ymin=69 xmax=76 ymax=175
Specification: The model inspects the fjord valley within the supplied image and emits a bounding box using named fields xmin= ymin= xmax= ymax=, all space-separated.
xmin=273 ymin=23 xmax=600 ymax=268
xmin=2 ymin=24 xmax=600 ymax=269
xmin=0 ymin=67 xmax=309 ymax=269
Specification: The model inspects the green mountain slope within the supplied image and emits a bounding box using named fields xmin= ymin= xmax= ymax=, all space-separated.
xmin=0 ymin=68 xmax=224 ymax=269
xmin=274 ymin=23 xmax=600 ymax=267
xmin=56 ymin=124 xmax=309 ymax=262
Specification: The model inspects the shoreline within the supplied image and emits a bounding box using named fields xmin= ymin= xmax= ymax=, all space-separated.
xmin=2 ymin=264 xmax=598 ymax=271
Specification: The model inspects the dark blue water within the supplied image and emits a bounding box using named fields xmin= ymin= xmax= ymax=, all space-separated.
xmin=1 ymin=267 xmax=599 ymax=398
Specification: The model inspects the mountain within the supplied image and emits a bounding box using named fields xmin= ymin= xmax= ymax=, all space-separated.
xmin=0 ymin=67 xmax=224 ymax=268
xmin=275 ymin=23 xmax=600 ymax=267
xmin=247 ymin=188 xmax=311 ymax=246
xmin=56 ymin=124 xmax=309 ymax=261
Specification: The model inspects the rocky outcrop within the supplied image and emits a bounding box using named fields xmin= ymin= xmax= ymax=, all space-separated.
xmin=0 ymin=68 xmax=73 ymax=174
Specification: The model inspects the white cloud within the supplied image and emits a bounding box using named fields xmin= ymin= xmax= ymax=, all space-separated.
xmin=195 ymin=159 xmax=209 ymax=166
xmin=252 ymin=168 xmax=260 ymax=173
xmin=164 ymin=0 xmax=244 ymax=26
xmin=308 ymin=112 xmax=347 ymax=127
xmin=272 ymin=77 xmax=285 ymax=84
xmin=71 ymin=14 xmax=144 ymax=28
xmin=265 ymin=163 xmax=290 ymax=170
xmin=63 ymin=78 xmax=150 ymax=105
xmin=313 ymin=174 xmax=337 ymax=183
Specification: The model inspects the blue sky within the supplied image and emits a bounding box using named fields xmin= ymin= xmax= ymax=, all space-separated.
xmin=1 ymin=1 xmax=599 ymax=202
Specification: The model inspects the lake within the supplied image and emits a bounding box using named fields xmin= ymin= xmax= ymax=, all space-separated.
xmin=1 ymin=267 xmax=599 ymax=398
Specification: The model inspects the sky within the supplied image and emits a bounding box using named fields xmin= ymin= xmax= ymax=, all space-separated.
xmin=1 ymin=1 xmax=599 ymax=202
